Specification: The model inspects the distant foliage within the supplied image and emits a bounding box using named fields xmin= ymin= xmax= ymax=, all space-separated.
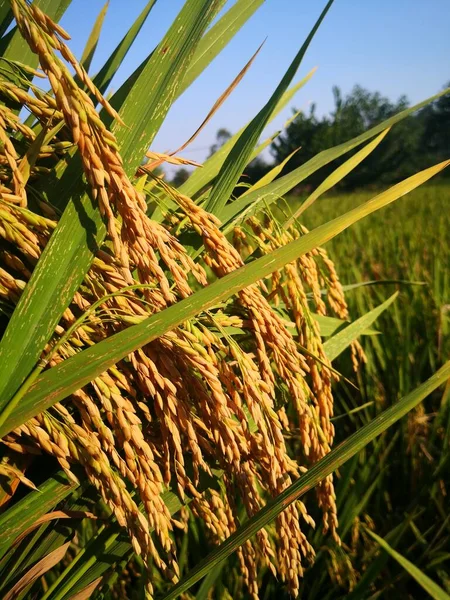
xmin=236 ymin=82 xmax=450 ymax=190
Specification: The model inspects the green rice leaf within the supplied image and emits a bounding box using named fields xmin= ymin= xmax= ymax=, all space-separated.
xmin=180 ymin=0 xmax=264 ymax=93
xmin=221 ymin=87 xmax=450 ymax=227
xmin=366 ymin=529 xmax=450 ymax=600
xmin=346 ymin=522 xmax=410 ymax=600
xmin=285 ymin=127 xmax=390 ymax=225
xmin=106 ymin=0 xmax=262 ymax=119
xmin=92 ymin=0 xmax=157 ymax=94
xmin=0 ymin=0 xmax=223 ymax=409
xmin=0 ymin=0 xmax=70 ymax=71
xmin=112 ymin=0 xmax=223 ymax=175
xmin=313 ymin=313 xmax=378 ymax=338
xmin=2 ymin=160 xmax=447 ymax=436
xmin=203 ymin=0 xmax=334 ymax=218
xmin=0 ymin=473 xmax=77 ymax=562
xmin=195 ymin=561 xmax=227 ymax=600
xmin=0 ymin=3 xmax=13 ymax=39
xmin=323 ymin=292 xmax=398 ymax=361
xmin=241 ymin=148 xmax=300 ymax=196
xmin=80 ymin=1 xmax=109 ymax=74
xmin=337 ymin=280 xmax=426 ymax=293
xmin=180 ymin=69 xmax=317 ymax=199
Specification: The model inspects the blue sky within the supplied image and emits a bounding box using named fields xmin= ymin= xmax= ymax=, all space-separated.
xmin=59 ymin=0 xmax=450 ymax=164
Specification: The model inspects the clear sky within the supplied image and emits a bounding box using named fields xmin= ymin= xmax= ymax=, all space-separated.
xmin=58 ymin=0 xmax=450 ymax=164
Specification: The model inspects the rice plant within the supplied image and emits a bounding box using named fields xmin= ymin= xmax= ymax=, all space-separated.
xmin=0 ymin=1 xmax=448 ymax=599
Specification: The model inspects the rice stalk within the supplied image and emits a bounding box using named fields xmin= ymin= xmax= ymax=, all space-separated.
xmin=0 ymin=3 xmax=371 ymax=598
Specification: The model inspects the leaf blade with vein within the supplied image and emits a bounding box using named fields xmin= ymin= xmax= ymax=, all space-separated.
xmin=80 ymin=1 xmax=109 ymax=74
xmin=204 ymin=0 xmax=334 ymax=218
xmin=366 ymin=530 xmax=450 ymax=600
xmin=0 ymin=0 xmax=223 ymax=407
xmin=2 ymin=160 xmax=447 ymax=436
xmin=3 ymin=542 xmax=70 ymax=600
xmin=323 ymin=292 xmax=398 ymax=361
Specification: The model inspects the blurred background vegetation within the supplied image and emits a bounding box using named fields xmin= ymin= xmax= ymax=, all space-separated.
xmin=171 ymin=81 xmax=450 ymax=193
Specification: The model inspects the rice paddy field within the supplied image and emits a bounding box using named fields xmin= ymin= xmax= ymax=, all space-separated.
xmin=1 ymin=1 xmax=449 ymax=599
xmin=288 ymin=182 xmax=450 ymax=599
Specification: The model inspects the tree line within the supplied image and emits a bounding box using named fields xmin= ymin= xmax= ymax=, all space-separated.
xmin=172 ymin=81 xmax=450 ymax=192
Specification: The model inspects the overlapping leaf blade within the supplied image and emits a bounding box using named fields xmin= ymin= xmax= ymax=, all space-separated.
xmin=221 ymin=87 xmax=450 ymax=226
xmin=204 ymin=0 xmax=334 ymax=218
xmin=92 ymin=0 xmax=157 ymax=94
xmin=0 ymin=0 xmax=223 ymax=408
xmin=0 ymin=0 xmax=70 ymax=69
xmin=323 ymin=292 xmax=398 ymax=361
xmin=80 ymin=1 xmax=109 ymax=74
xmin=180 ymin=69 xmax=317 ymax=198
xmin=366 ymin=530 xmax=450 ymax=600
xmin=0 ymin=473 xmax=77 ymax=562
xmin=1 ymin=159 xmax=447 ymax=436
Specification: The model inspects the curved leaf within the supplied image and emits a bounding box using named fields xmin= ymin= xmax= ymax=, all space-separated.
xmin=2 ymin=160 xmax=447 ymax=436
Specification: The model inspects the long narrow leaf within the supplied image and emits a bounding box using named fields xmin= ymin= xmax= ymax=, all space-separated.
xmin=0 ymin=0 xmax=70 ymax=73
xmin=221 ymin=88 xmax=450 ymax=226
xmin=3 ymin=542 xmax=70 ymax=600
xmin=323 ymin=292 xmax=398 ymax=361
xmin=0 ymin=473 xmax=77 ymax=561
xmin=45 ymin=0 xmax=259 ymax=212
xmin=80 ymin=1 xmax=109 ymax=74
xmin=0 ymin=0 xmax=222 ymax=408
xmin=2 ymin=160 xmax=447 ymax=436
xmin=346 ymin=522 xmax=410 ymax=600
xmin=0 ymin=3 xmax=13 ymax=38
xmin=286 ymin=127 xmax=390 ymax=225
xmin=180 ymin=0 xmax=263 ymax=93
xmin=204 ymin=0 xmax=334 ymax=218
xmin=92 ymin=0 xmax=157 ymax=94
xmin=112 ymin=0 xmax=223 ymax=175
xmin=241 ymin=147 xmax=299 ymax=196
xmin=105 ymin=0 xmax=262 ymax=119
xmin=366 ymin=530 xmax=450 ymax=600
xmin=180 ymin=69 xmax=317 ymax=198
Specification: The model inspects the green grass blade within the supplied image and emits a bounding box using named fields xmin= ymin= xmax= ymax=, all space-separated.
xmin=313 ymin=313 xmax=377 ymax=338
xmin=204 ymin=0 xmax=334 ymax=218
xmin=180 ymin=0 xmax=263 ymax=93
xmin=337 ymin=280 xmax=426 ymax=293
xmin=106 ymin=0 xmax=261 ymax=120
xmin=241 ymin=148 xmax=299 ymax=196
xmin=2 ymin=541 xmax=70 ymax=600
xmin=2 ymin=160 xmax=447 ymax=436
xmin=221 ymin=88 xmax=450 ymax=226
xmin=0 ymin=0 xmax=222 ymax=408
xmin=0 ymin=197 xmax=105 ymax=409
xmin=195 ymin=560 xmax=227 ymax=600
xmin=80 ymin=1 xmax=109 ymax=74
xmin=0 ymin=2 xmax=13 ymax=38
xmin=323 ymin=292 xmax=398 ymax=361
xmin=346 ymin=523 xmax=410 ymax=600
xmin=180 ymin=70 xmax=316 ymax=199
xmin=286 ymin=128 xmax=390 ymax=225
xmin=111 ymin=0 xmax=223 ymax=175
xmin=0 ymin=473 xmax=77 ymax=562
xmin=42 ymin=471 xmax=221 ymax=599
xmin=92 ymin=0 xmax=157 ymax=94
xmin=366 ymin=530 xmax=450 ymax=600
xmin=160 ymin=360 xmax=450 ymax=600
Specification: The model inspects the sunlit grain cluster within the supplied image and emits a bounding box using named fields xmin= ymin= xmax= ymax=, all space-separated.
xmin=0 ymin=2 xmax=389 ymax=598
